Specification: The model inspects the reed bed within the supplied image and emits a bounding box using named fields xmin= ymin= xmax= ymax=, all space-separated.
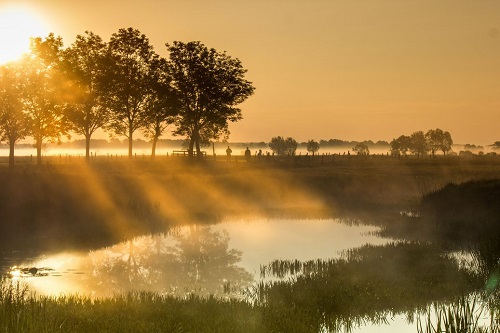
xmin=417 ymin=295 xmax=499 ymax=333
xmin=0 ymin=280 xmax=264 ymax=333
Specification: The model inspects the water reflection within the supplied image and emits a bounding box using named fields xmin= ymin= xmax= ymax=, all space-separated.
xmin=86 ymin=225 xmax=253 ymax=297
xmin=2 ymin=218 xmax=384 ymax=299
xmin=257 ymin=243 xmax=484 ymax=333
xmin=1 ymin=217 xmax=498 ymax=332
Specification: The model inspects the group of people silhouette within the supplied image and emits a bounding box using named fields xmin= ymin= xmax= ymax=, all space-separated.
xmin=226 ymin=146 xmax=265 ymax=162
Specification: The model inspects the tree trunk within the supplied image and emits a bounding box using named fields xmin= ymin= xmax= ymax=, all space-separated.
xmin=8 ymin=140 xmax=15 ymax=169
xmin=128 ymin=128 xmax=133 ymax=158
xmin=36 ymin=137 xmax=42 ymax=166
xmin=195 ymin=137 xmax=201 ymax=159
xmin=151 ymin=135 xmax=158 ymax=159
xmin=85 ymin=133 xmax=91 ymax=161
xmin=188 ymin=136 xmax=195 ymax=158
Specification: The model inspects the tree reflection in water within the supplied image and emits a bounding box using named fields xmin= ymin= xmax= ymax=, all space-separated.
xmin=85 ymin=225 xmax=253 ymax=298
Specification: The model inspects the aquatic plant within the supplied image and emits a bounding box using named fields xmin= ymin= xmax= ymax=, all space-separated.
xmin=417 ymin=294 xmax=499 ymax=333
xmin=258 ymin=242 xmax=482 ymax=332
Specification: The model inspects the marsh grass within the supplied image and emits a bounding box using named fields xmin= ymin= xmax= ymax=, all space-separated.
xmin=417 ymin=295 xmax=499 ymax=333
xmin=0 ymin=280 xmax=264 ymax=333
xmin=257 ymin=243 xmax=482 ymax=332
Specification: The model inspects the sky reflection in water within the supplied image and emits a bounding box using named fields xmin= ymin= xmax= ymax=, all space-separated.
xmin=6 ymin=218 xmax=386 ymax=298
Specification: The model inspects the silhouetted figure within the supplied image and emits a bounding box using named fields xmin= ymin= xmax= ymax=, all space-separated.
xmin=226 ymin=146 xmax=232 ymax=162
xmin=257 ymin=149 xmax=262 ymax=160
xmin=245 ymin=147 xmax=251 ymax=161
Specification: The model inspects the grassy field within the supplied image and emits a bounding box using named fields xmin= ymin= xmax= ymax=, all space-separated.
xmin=1 ymin=154 xmax=500 ymax=251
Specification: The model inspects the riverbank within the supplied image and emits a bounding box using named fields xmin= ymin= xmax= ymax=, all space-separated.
xmin=1 ymin=155 xmax=500 ymax=251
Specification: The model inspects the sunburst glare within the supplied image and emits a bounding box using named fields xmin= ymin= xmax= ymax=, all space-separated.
xmin=0 ymin=5 xmax=49 ymax=64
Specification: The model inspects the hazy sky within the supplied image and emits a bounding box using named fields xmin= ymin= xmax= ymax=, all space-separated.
xmin=1 ymin=0 xmax=500 ymax=145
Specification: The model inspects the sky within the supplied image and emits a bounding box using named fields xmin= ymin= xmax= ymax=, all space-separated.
xmin=1 ymin=0 xmax=499 ymax=145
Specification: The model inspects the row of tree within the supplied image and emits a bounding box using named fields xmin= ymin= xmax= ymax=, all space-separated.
xmin=267 ymin=129 xmax=453 ymax=158
xmin=0 ymin=28 xmax=255 ymax=166
xmin=390 ymin=129 xmax=453 ymax=157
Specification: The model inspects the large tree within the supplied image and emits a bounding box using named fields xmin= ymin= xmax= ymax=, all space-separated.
xmin=21 ymin=33 xmax=69 ymax=165
xmin=105 ymin=27 xmax=162 ymax=158
xmin=166 ymin=41 xmax=255 ymax=157
xmin=0 ymin=62 xmax=28 ymax=168
xmin=425 ymin=128 xmax=453 ymax=156
xmin=410 ymin=131 xmax=428 ymax=158
xmin=61 ymin=31 xmax=110 ymax=160
xmin=140 ymin=57 xmax=179 ymax=159
xmin=390 ymin=135 xmax=411 ymax=156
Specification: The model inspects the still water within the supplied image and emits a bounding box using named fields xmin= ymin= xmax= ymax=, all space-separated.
xmin=1 ymin=218 xmax=386 ymax=297
xmin=1 ymin=217 xmax=495 ymax=332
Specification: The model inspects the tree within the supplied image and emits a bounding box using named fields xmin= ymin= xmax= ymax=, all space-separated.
xmin=306 ymin=139 xmax=320 ymax=156
xmin=352 ymin=142 xmax=369 ymax=156
xmin=269 ymin=136 xmax=298 ymax=156
xmin=425 ymin=128 xmax=453 ymax=156
xmin=285 ymin=137 xmax=298 ymax=156
xmin=140 ymin=57 xmax=179 ymax=158
xmin=166 ymin=41 xmax=255 ymax=158
xmin=410 ymin=131 xmax=428 ymax=158
xmin=390 ymin=135 xmax=411 ymax=156
xmin=61 ymin=31 xmax=110 ymax=160
xmin=105 ymin=27 xmax=162 ymax=158
xmin=440 ymin=130 xmax=453 ymax=155
xmin=0 ymin=62 xmax=28 ymax=168
xmin=21 ymin=33 xmax=69 ymax=166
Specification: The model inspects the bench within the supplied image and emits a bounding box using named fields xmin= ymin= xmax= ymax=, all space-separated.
xmin=172 ymin=150 xmax=207 ymax=157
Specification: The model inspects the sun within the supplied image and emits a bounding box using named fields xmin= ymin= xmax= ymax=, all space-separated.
xmin=0 ymin=5 xmax=49 ymax=64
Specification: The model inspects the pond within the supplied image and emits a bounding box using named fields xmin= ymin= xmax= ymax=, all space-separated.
xmin=1 ymin=218 xmax=385 ymax=296
xmin=1 ymin=217 xmax=497 ymax=332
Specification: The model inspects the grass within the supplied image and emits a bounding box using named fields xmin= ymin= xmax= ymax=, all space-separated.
xmin=1 ymin=155 xmax=500 ymax=251
xmin=257 ymin=242 xmax=483 ymax=332
xmin=417 ymin=294 xmax=500 ymax=333
xmin=1 ymin=155 xmax=500 ymax=331
xmin=0 ymin=281 xmax=264 ymax=333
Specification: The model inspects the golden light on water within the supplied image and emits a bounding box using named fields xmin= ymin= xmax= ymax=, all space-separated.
xmin=9 ymin=267 xmax=21 ymax=278
xmin=0 ymin=5 xmax=49 ymax=64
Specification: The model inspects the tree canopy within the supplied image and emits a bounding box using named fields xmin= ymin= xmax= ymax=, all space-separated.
xmin=0 ymin=63 xmax=28 ymax=168
xmin=306 ymin=140 xmax=320 ymax=156
xmin=269 ymin=136 xmax=298 ymax=156
xmin=61 ymin=31 xmax=110 ymax=160
xmin=166 ymin=41 xmax=255 ymax=157
xmin=105 ymin=28 xmax=165 ymax=158
xmin=21 ymin=33 xmax=70 ymax=165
